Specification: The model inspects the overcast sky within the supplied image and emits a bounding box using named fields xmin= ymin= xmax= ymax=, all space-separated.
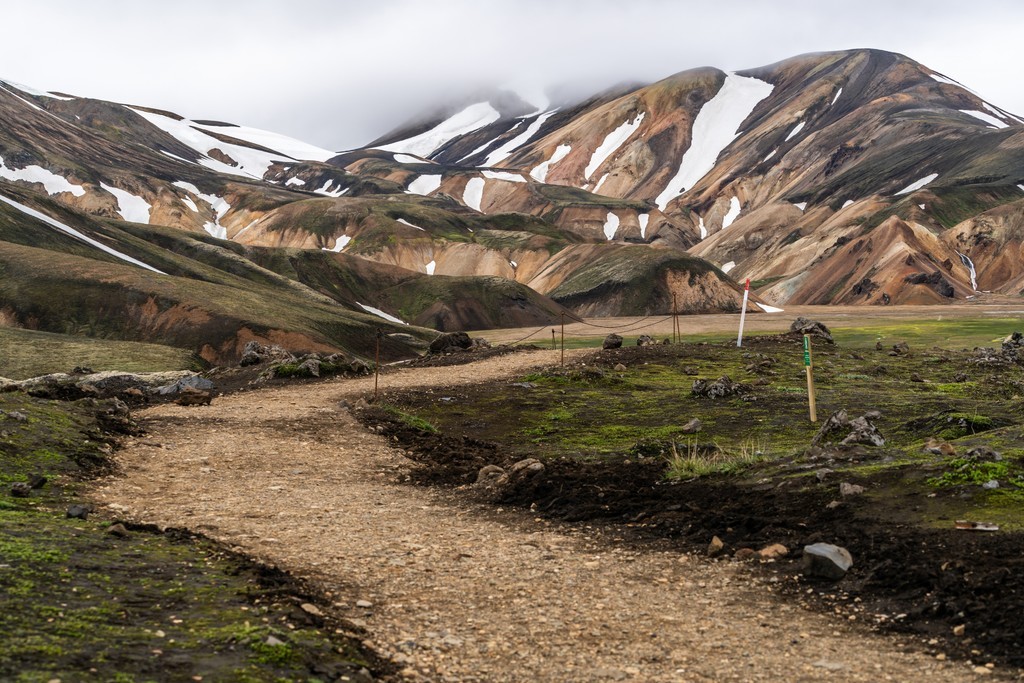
xmin=3 ymin=0 xmax=1022 ymax=151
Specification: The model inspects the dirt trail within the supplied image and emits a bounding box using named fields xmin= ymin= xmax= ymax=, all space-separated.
xmin=95 ymin=350 xmax=997 ymax=682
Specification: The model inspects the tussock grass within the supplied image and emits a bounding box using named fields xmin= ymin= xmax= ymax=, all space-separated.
xmin=664 ymin=438 xmax=770 ymax=480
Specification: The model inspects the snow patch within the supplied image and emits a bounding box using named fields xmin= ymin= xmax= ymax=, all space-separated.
xmin=530 ymin=144 xmax=571 ymax=183
xmin=394 ymin=153 xmax=433 ymax=165
xmin=129 ymin=107 xmax=284 ymax=179
xmin=763 ymin=149 xmax=777 ymax=162
xmin=895 ymin=173 xmax=938 ymax=195
xmin=510 ymin=260 xmax=517 ymax=268
xmin=918 ymin=203 xmax=926 ymax=210
xmin=842 ymin=200 xmax=855 ymax=209
xmin=959 ymin=109 xmax=1009 ymax=129
xmin=1018 ymin=184 xmax=1024 ymax=192
xmin=285 ymin=177 xmax=306 ymax=186
xmin=463 ymin=177 xmax=485 ymax=211
xmin=425 ymin=260 xmax=436 ymax=275
xmin=830 ymin=88 xmax=843 ymax=105
xmin=190 ymin=120 xmax=335 ymax=162
xmin=357 ymin=302 xmax=407 ymax=325
xmin=181 ymin=196 xmax=198 ymax=212
xmin=722 ymin=197 xmax=742 ymax=229
xmin=603 ymin=212 xmax=619 ymax=241
xmin=638 ymin=213 xmax=649 ymax=239
xmin=173 ymin=181 xmax=231 ymax=238
xmin=314 ymin=180 xmax=348 ymax=198
xmin=698 ymin=215 xmax=707 ymax=240
xmin=593 ymin=173 xmax=610 ymax=194
xmin=323 ymin=235 xmax=351 ymax=253
xmin=784 ymin=120 xmax=806 ymax=142
xmin=481 ymin=170 xmax=526 ymax=183
xmin=584 ymin=112 xmax=646 ymax=179
xmin=0 ymin=155 xmax=85 ymax=197
xmin=721 ymin=261 xmax=736 ymax=274
xmin=483 ymin=110 xmax=557 ymax=166
xmin=655 ymin=73 xmax=774 ymax=210
xmin=792 ymin=202 xmax=807 ymax=212
xmin=407 ymin=174 xmax=442 ymax=196
xmin=378 ymin=102 xmax=500 ymax=157
xmin=0 ymin=192 xmax=163 ymax=273
xmin=755 ymin=302 xmax=785 ymax=313
xmin=397 ymin=218 xmax=426 ymax=231
xmin=0 ymin=78 xmax=74 ymax=100
xmin=100 ymin=183 xmax=151 ymax=224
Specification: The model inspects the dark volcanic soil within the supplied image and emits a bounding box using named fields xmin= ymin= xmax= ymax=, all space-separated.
xmin=356 ymin=338 xmax=1024 ymax=669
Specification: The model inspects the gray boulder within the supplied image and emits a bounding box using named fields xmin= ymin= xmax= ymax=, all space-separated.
xmin=429 ymin=331 xmax=473 ymax=354
xmin=603 ymin=334 xmax=623 ymax=349
xmin=802 ymin=543 xmax=853 ymax=580
xmin=790 ymin=317 xmax=834 ymax=344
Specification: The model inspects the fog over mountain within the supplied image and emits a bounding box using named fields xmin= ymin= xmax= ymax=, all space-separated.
xmin=2 ymin=0 xmax=1023 ymax=151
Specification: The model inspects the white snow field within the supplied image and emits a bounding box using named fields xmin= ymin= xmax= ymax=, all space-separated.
xmin=959 ymin=110 xmax=1009 ymax=129
xmin=173 ymin=181 xmax=231 ymax=238
xmin=425 ymin=260 xmax=436 ymax=275
xmin=394 ymin=153 xmax=434 ymax=165
xmin=722 ymin=197 xmax=742 ymax=229
xmin=463 ymin=177 xmax=486 ymax=211
xmin=792 ymin=202 xmax=807 ymax=212
xmin=406 ymin=174 xmax=442 ymax=196
xmin=0 ymin=155 xmax=85 ymax=196
xmin=481 ymin=170 xmax=526 ymax=183
xmin=483 ymin=110 xmax=557 ymax=166
xmin=756 ymin=302 xmax=785 ymax=313
xmin=397 ymin=218 xmax=426 ymax=231
xmin=638 ymin=214 xmax=649 ymax=239
xmin=584 ymin=112 xmax=646 ymax=180
xmin=784 ymin=121 xmax=806 ymax=141
xmin=189 ymin=120 xmax=335 ymax=162
xmin=378 ymin=102 xmax=500 ymax=157
xmin=314 ymin=180 xmax=348 ymax=198
xmin=721 ymin=261 xmax=736 ymax=274
xmin=357 ymin=303 xmax=407 ymax=325
xmin=831 ymin=88 xmax=843 ymax=105
xmin=603 ymin=212 xmax=619 ymax=241
xmin=529 ymin=144 xmax=572 ymax=183
xmin=100 ymin=183 xmax=152 ymax=224
xmin=895 ymin=173 xmax=938 ymax=195
xmin=655 ymin=73 xmax=774 ymax=210
xmin=0 ymin=78 xmax=74 ymax=100
xmin=0 ymin=192 xmax=164 ymax=273
xmin=323 ymin=235 xmax=351 ymax=253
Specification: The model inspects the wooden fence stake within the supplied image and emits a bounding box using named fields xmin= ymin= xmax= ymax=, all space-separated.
xmin=736 ymin=278 xmax=750 ymax=347
xmin=804 ymin=334 xmax=817 ymax=422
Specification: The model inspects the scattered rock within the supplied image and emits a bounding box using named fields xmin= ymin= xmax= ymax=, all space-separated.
xmin=811 ymin=409 xmax=884 ymax=448
xmin=355 ymin=599 xmax=373 ymax=609
xmin=790 ymin=317 xmax=834 ymax=343
xmin=10 ymin=482 xmax=31 ymax=498
xmin=613 ymin=363 xmax=627 ymax=372
xmin=815 ymin=468 xmax=833 ymax=482
xmin=4 ymin=410 xmax=28 ymax=422
xmin=759 ymin=543 xmax=789 ymax=560
xmin=474 ymin=465 xmax=506 ymax=487
xmin=106 ymin=523 xmax=129 ymax=537
xmin=66 ymin=504 xmax=92 ymax=520
xmin=636 ymin=335 xmax=656 ymax=347
xmin=953 ymin=624 xmax=966 ymax=637
xmin=953 ymin=372 xmax=969 ymax=383
xmin=924 ymin=438 xmax=956 ymax=456
xmin=429 ymin=331 xmax=473 ymax=354
xmin=733 ymin=548 xmax=758 ymax=562
xmin=982 ymin=480 xmax=1000 ymax=490
xmin=297 ymin=358 xmax=322 ymax=378
xmin=266 ymin=635 xmax=286 ymax=646
xmin=680 ymin=418 xmax=702 ymax=434
xmin=890 ymin=341 xmax=910 ymax=356
xmin=154 ymin=375 xmax=215 ymax=396
xmin=910 ymin=373 xmax=924 ymax=382
xmin=692 ymin=376 xmax=748 ymax=399
xmin=300 ymin=603 xmax=323 ymax=617
xmin=707 ymin=536 xmax=725 ymax=557
xmin=27 ymin=474 xmax=47 ymax=489
xmin=802 ymin=543 xmax=853 ymax=580
xmin=603 ymin=334 xmax=623 ymax=350
xmin=967 ymin=446 xmax=1001 ymax=461
xmin=495 ymin=458 xmax=545 ymax=487
xmin=839 ymin=482 xmax=865 ymax=497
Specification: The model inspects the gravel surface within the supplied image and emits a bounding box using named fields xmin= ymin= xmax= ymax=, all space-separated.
xmin=93 ymin=350 xmax=1011 ymax=681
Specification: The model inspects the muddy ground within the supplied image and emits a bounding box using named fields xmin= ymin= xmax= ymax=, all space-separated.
xmin=362 ymin=335 xmax=1024 ymax=669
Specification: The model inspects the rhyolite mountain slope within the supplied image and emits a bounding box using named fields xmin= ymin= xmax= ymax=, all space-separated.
xmin=2 ymin=48 xmax=1022 ymax=363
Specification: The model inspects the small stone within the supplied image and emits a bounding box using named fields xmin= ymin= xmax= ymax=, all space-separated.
xmin=614 ymin=363 xmax=627 ymax=372
xmin=759 ymin=543 xmax=789 ymax=560
xmin=27 ymin=474 xmax=47 ymax=489
xmin=707 ymin=536 xmax=725 ymax=557
xmin=812 ymin=660 xmax=845 ymax=671
xmin=935 ymin=653 xmax=946 ymax=661
xmin=953 ymin=624 xmax=966 ymax=637
xmin=680 ymin=418 xmax=702 ymax=434
xmin=982 ymin=480 xmax=999 ymax=490
xmin=973 ymin=666 xmax=992 ymax=675
xmin=840 ymin=482 xmax=865 ymax=497
xmin=66 ymin=504 xmax=91 ymax=520
xmin=106 ymin=523 xmax=129 ymax=537
xmin=802 ymin=543 xmax=853 ymax=580
xmin=10 ymin=482 xmax=31 ymax=498
xmin=733 ymin=548 xmax=758 ymax=562
xmin=300 ymin=603 xmax=323 ymax=617
xmin=815 ymin=468 xmax=833 ymax=482
xmin=356 ymin=599 xmax=373 ymax=609
xmin=265 ymin=635 xmax=284 ymax=646
xmin=154 ymin=630 xmax=166 ymax=638
xmin=826 ymin=500 xmax=842 ymax=510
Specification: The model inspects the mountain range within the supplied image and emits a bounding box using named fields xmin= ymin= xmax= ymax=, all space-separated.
xmin=2 ymin=48 xmax=1022 ymax=362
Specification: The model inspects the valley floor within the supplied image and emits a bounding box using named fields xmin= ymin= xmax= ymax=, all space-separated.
xmin=92 ymin=349 xmax=1009 ymax=682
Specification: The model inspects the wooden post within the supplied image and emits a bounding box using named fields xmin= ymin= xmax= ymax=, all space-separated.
xmin=736 ymin=278 xmax=750 ymax=347
xmin=552 ymin=328 xmax=556 ymax=350
xmin=673 ymin=293 xmax=678 ymax=343
xmin=374 ymin=328 xmax=382 ymax=401
xmin=560 ymin=313 xmax=566 ymax=367
xmin=804 ymin=334 xmax=817 ymax=422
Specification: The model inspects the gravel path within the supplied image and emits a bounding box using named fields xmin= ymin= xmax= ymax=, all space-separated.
xmin=94 ymin=350 xmax=1004 ymax=682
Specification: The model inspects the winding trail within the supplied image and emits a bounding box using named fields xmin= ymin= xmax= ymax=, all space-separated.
xmin=94 ymin=350 xmax=995 ymax=682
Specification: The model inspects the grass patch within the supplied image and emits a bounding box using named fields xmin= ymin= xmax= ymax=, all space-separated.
xmin=664 ymin=438 xmax=770 ymax=479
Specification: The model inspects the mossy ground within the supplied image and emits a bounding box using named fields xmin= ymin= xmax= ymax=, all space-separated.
xmin=0 ymin=393 xmax=385 ymax=682
xmin=387 ymin=325 xmax=1024 ymax=531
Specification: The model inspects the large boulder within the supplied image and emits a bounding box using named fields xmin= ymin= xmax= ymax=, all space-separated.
xmin=603 ymin=334 xmax=623 ymax=349
xmin=636 ymin=335 xmax=656 ymax=347
xmin=812 ymin=409 xmax=884 ymax=448
xmin=802 ymin=543 xmax=853 ymax=580
xmin=692 ymin=376 xmax=748 ymax=399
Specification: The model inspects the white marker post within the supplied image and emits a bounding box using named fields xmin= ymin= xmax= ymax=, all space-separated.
xmin=736 ymin=278 xmax=750 ymax=347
